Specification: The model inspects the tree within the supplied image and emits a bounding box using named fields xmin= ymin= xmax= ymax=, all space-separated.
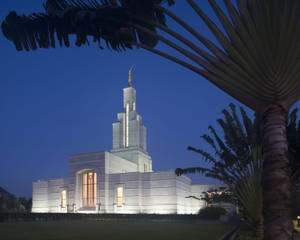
xmin=0 ymin=187 xmax=31 ymax=212
xmin=176 ymin=104 xmax=300 ymax=238
xmin=176 ymin=104 xmax=264 ymax=238
xmin=18 ymin=197 xmax=32 ymax=212
xmin=200 ymin=188 xmax=236 ymax=208
xmin=2 ymin=1 xmax=300 ymax=239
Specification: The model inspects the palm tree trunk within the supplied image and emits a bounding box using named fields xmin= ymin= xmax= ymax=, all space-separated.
xmin=263 ymin=105 xmax=293 ymax=240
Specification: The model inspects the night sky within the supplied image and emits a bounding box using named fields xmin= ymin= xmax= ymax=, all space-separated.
xmin=1 ymin=1 xmax=299 ymax=199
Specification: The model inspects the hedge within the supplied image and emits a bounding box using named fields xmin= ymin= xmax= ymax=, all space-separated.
xmin=0 ymin=212 xmax=216 ymax=223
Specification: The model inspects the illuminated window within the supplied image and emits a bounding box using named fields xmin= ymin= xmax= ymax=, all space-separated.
xmin=82 ymin=172 xmax=97 ymax=207
xmin=117 ymin=187 xmax=123 ymax=207
xmin=61 ymin=190 xmax=67 ymax=208
xmin=133 ymin=102 xmax=136 ymax=111
xmin=144 ymin=164 xmax=147 ymax=172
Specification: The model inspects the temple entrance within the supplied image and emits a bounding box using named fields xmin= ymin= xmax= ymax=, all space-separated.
xmin=82 ymin=172 xmax=97 ymax=207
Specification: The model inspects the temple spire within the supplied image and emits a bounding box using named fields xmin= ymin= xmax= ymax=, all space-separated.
xmin=128 ymin=65 xmax=134 ymax=87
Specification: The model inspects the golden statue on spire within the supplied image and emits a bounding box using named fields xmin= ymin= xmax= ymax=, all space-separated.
xmin=128 ymin=65 xmax=134 ymax=87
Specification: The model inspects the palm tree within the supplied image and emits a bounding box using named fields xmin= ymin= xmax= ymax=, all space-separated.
xmin=176 ymin=104 xmax=264 ymax=238
xmin=176 ymin=105 xmax=300 ymax=238
xmin=2 ymin=1 xmax=299 ymax=239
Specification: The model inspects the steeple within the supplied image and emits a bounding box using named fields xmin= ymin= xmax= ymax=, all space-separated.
xmin=112 ymin=71 xmax=146 ymax=152
xmin=111 ymin=70 xmax=152 ymax=173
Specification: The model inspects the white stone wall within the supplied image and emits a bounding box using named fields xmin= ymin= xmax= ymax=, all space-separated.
xmin=112 ymin=121 xmax=121 ymax=149
xmin=69 ymin=151 xmax=106 ymax=177
xmin=48 ymin=178 xmax=65 ymax=213
xmin=32 ymin=150 xmax=224 ymax=214
xmin=141 ymin=125 xmax=146 ymax=152
xmin=32 ymin=168 xmax=224 ymax=214
xmin=128 ymin=116 xmax=139 ymax=147
xmin=32 ymin=180 xmax=49 ymax=213
xmin=32 ymin=178 xmax=72 ymax=213
xmin=123 ymin=87 xmax=136 ymax=109
xmin=112 ymin=86 xmax=147 ymax=153
xmin=175 ymin=175 xmax=194 ymax=214
xmin=106 ymin=152 xmax=137 ymax=174
xmin=111 ymin=148 xmax=152 ymax=173
xmin=99 ymin=170 xmax=198 ymax=214
xmin=141 ymin=171 xmax=178 ymax=214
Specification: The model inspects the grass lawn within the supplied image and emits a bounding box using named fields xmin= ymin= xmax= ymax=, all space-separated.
xmin=0 ymin=220 xmax=233 ymax=240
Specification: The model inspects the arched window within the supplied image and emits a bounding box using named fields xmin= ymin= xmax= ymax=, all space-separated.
xmin=61 ymin=190 xmax=67 ymax=208
xmin=82 ymin=172 xmax=97 ymax=207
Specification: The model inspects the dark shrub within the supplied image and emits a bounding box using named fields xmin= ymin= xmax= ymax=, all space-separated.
xmin=198 ymin=207 xmax=227 ymax=220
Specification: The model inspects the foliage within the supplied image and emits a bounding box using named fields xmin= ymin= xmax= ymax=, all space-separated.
xmin=176 ymin=103 xmax=262 ymax=184
xmin=1 ymin=0 xmax=174 ymax=52
xmin=176 ymin=104 xmax=300 ymax=237
xmin=0 ymin=188 xmax=32 ymax=213
xmin=18 ymin=197 xmax=32 ymax=212
xmin=0 ymin=212 xmax=226 ymax=223
xmin=198 ymin=207 xmax=227 ymax=220
xmin=201 ymin=187 xmax=236 ymax=206
xmin=3 ymin=1 xmax=300 ymax=112
xmin=176 ymin=104 xmax=263 ymax=235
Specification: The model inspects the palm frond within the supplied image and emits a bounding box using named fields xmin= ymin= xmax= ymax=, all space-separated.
xmin=178 ymin=103 xmax=264 ymax=234
xmin=2 ymin=9 xmax=132 ymax=51
xmin=175 ymin=167 xmax=209 ymax=176
xmin=187 ymin=146 xmax=218 ymax=164
xmin=3 ymin=0 xmax=300 ymax=111
xmin=2 ymin=0 xmax=175 ymax=52
xmin=183 ymin=0 xmax=300 ymax=111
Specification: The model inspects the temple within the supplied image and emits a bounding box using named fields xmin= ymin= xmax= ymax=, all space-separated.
xmin=32 ymin=70 xmax=224 ymax=214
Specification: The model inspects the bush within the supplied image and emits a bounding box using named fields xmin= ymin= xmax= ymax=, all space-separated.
xmin=198 ymin=207 xmax=227 ymax=220
xmin=0 ymin=212 xmax=209 ymax=223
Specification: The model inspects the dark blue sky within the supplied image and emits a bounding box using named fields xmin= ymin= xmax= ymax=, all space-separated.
xmin=1 ymin=1 xmax=299 ymax=198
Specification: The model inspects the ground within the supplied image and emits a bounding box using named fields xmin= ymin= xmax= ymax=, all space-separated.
xmin=0 ymin=220 xmax=233 ymax=240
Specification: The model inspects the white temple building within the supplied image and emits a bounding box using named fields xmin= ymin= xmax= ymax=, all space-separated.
xmin=32 ymin=70 xmax=224 ymax=214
